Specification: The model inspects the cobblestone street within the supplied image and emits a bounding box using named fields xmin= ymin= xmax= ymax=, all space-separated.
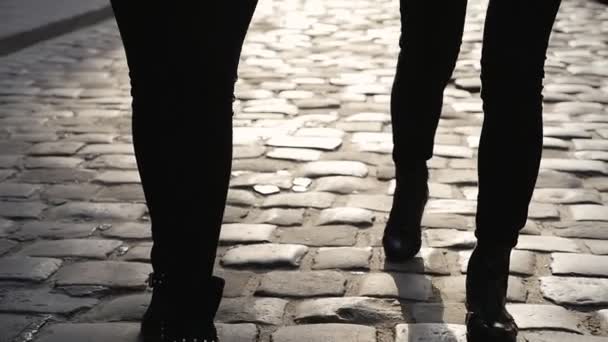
xmin=0 ymin=0 xmax=607 ymax=341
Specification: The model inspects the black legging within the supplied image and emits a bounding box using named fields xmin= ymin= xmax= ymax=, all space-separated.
xmin=391 ymin=0 xmax=561 ymax=248
xmin=110 ymin=2 xmax=258 ymax=280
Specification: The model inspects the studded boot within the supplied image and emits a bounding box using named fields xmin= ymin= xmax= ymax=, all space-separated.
xmin=141 ymin=272 xmax=225 ymax=342
xmin=382 ymin=163 xmax=429 ymax=261
xmin=465 ymin=243 xmax=518 ymax=342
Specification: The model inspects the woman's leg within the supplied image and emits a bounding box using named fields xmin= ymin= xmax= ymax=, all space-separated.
xmin=475 ymin=0 xmax=562 ymax=249
xmin=466 ymin=2 xmax=561 ymax=340
xmin=110 ymin=2 xmax=258 ymax=340
xmin=384 ymin=0 xmax=468 ymax=260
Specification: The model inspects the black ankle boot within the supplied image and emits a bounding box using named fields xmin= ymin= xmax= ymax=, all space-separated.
xmin=465 ymin=244 xmax=518 ymax=342
xmin=382 ymin=164 xmax=429 ymax=261
xmin=141 ymin=272 xmax=225 ymax=342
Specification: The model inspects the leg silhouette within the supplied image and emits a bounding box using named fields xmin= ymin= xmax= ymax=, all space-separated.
xmin=110 ymin=2 xmax=258 ymax=341
xmin=466 ymin=0 xmax=561 ymax=341
xmin=384 ymin=0 xmax=468 ymax=261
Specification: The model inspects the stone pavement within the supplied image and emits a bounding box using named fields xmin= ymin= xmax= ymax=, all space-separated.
xmin=0 ymin=0 xmax=607 ymax=341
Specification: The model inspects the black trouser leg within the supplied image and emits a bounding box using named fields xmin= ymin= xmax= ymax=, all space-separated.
xmin=391 ymin=0 xmax=468 ymax=169
xmin=110 ymin=2 xmax=258 ymax=281
xmin=475 ymin=0 xmax=561 ymax=248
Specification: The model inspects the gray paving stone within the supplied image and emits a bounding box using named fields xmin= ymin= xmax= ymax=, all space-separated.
xmin=552 ymin=221 xmax=608 ymax=239
xmin=523 ymin=331 xmax=608 ymax=342
xmin=18 ymin=239 xmax=122 ymax=259
xmin=230 ymin=172 xmax=293 ymax=189
xmin=232 ymin=159 xmax=294 ymax=173
xmin=434 ymin=145 xmax=474 ymax=159
xmin=55 ymin=261 xmax=151 ymax=289
xmin=574 ymin=139 xmax=608 ymax=151
xmin=36 ymin=323 xmax=139 ymax=342
xmin=0 ymin=238 xmax=17 ymax=255
xmin=426 ymin=199 xmax=477 ymax=215
xmin=78 ymin=143 xmax=134 ymax=155
xmin=256 ymin=270 xmax=346 ymax=297
xmin=584 ymin=240 xmax=608 ymax=255
xmin=254 ymin=184 xmax=281 ymax=195
xmin=254 ymin=208 xmax=304 ymax=226
xmin=299 ymin=160 xmax=368 ymax=178
xmin=17 ymin=168 xmax=96 ymax=183
xmin=217 ymin=297 xmax=287 ymax=325
xmin=317 ymin=207 xmax=375 ymax=226
xmin=434 ymin=275 xmax=527 ymax=303
xmin=424 ymin=229 xmax=476 ymax=248
xmin=12 ymin=221 xmax=97 ymax=241
xmin=507 ymin=303 xmax=581 ymax=333
xmin=598 ymin=309 xmax=608 ymax=333
xmin=0 ymin=256 xmax=61 ymax=281
xmin=0 ymin=201 xmax=46 ymax=219
xmin=529 ymin=202 xmax=561 ymax=219
xmin=45 ymin=202 xmax=147 ymax=220
xmin=234 ymin=145 xmax=266 ymax=159
xmin=227 ymin=189 xmax=257 ymax=206
xmin=459 ymin=250 xmax=536 ymax=276
xmin=0 ymin=183 xmax=41 ymax=198
xmin=0 ymin=155 xmax=21 ymax=168
xmin=27 ymin=141 xmax=84 ymax=155
xmin=216 ymin=323 xmax=259 ymax=342
xmin=346 ymin=194 xmax=392 ymax=212
xmin=261 ymin=192 xmax=336 ymax=209
xmin=515 ymin=236 xmax=581 ymax=253
xmin=394 ymin=323 xmax=467 ymax=342
xmin=536 ymin=170 xmax=584 ymax=188
xmin=80 ymin=293 xmax=149 ymax=322
xmin=86 ymin=154 xmax=137 ymax=169
xmin=540 ymin=158 xmax=608 ymax=175
xmin=0 ymin=314 xmax=45 ymax=342
xmin=409 ymin=303 xmax=467 ymax=324
xmin=213 ymin=270 xmax=254 ymax=297
xmin=266 ymin=136 xmax=342 ymax=150
xmin=100 ymin=222 xmax=151 ymax=239
xmin=221 ymin=243 xmax=308 ymax=267
xmin=268 ymin=148 xmax=322 ymax=161
xmin=0 ymin=288 xmax=98 ymax=314
xmin=271 ymin=323 xmax=376 ymax=342
xmin=432 ymin=169 xmax=478 ymax=184
xmin=422 ymin=214 xmax=471 ymax=230
xmin=275 ymin=225 xmax=357 ymax=246
xmin=93 ymin=170 xmax=140 ymax=184
xmin=586 ymin=177 xmax=608 ymax=191
xmin=551 ymin=253 xmax=608 ymax=276
xmin=540 ymin=276 xmax=608 ymax=305
xmin=533 ymin=188 xmax=602 ymax=204
xmin=357 ymin=272 xmax=432 ymax=301
xmin=95 ymin=184 xmax=146 ymax=202
xmin=295 ymin=127 xmax=344 ymax=138
xmin=381 ymin=248 xmax=451 ymax=275
xmin=219 ymin=223 xmax=276 ymax=244
xmin=570 ymin=205 xmax=608 ymax=221
xmin=314 ymin=176 xmax=376 ymax=194
xmin=294 ymin=297 xmax=403 ymax=324
xmin=0 ymin=170 xmax=15 ymax=182
xmin=122 ymin=243 xmax=150 ymax=262
xmin=313 ymin=247 xmax=372 ymax=270
xmin=41 ymin=184 xmax=101 ymax=201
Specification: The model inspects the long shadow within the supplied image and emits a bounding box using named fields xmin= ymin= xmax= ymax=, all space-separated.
xmin=384 ymin=245 xmax=463 ymax=341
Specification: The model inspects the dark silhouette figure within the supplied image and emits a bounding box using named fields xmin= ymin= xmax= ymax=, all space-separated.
xmin=110 ymin=2 xmax=258 ymax=341
xmin=383 ymin=0 xmax=561 ymax=341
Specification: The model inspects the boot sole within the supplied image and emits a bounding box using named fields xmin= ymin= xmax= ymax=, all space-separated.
xmin=466 ymin=327 xmax=517 ymax=342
